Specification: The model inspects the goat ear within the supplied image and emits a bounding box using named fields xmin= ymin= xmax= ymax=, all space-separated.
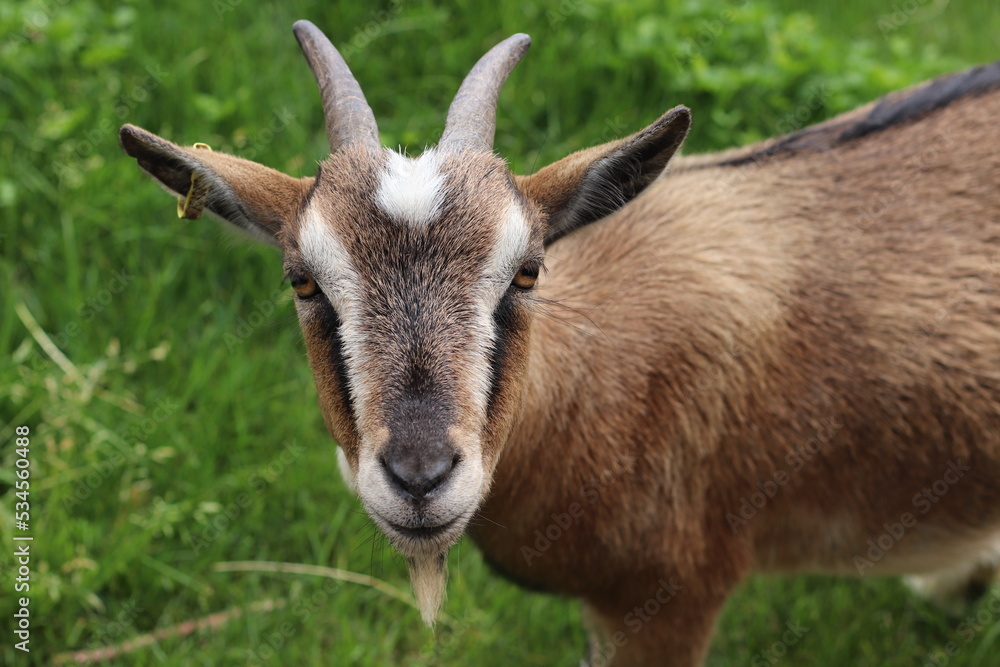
xmin=119 ymin=124 xmax=314 ymax=247
xmin=518 ymin=106 xmax=691 ymax=246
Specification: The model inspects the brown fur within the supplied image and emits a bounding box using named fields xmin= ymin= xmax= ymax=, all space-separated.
xmin=121 ymin=49 xmax=1000 ymax=665
xmin=484 ymin=82 xmax=1000 ymax=664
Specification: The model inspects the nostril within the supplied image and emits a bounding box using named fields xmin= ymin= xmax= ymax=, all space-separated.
xmin=381 ymin=446 xmax=457 ymax=500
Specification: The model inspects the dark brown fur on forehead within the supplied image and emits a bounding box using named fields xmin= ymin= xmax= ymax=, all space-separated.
xmin=451 ymin=149 xmax=549 ymax=249
xmin=281 ymin=144 xmax=383 ymax=253
xmin=287 ymin=147 xmax=542 ymax=280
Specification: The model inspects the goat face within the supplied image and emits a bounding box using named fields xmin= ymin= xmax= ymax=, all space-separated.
xmin=287 ymin=145 xmax=544 ymax=562
xmin=119 ymin=22 xmax=690 ymax=621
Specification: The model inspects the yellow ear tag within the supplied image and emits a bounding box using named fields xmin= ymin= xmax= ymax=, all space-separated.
xmin=177 ymin=143 xmax=213 ymax=220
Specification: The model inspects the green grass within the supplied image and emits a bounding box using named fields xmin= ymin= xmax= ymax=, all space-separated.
xmin=3 ymin=0 xmax=1000 ymax=664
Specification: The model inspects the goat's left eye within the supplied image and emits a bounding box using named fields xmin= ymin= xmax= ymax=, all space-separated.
xmin=512 ymin=264 xmax=539 ymax=290
xmin=290 ymin=273 xmax=320 ymax=299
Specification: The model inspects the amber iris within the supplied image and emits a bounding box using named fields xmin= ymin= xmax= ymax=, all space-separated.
xmin=291 ymin=274 xmax=319 ymax=298
xmin=512 ymin=264 xmax=539 ymax=290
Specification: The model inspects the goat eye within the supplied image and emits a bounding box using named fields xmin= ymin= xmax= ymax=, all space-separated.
xmin=511 ymin=264 xmax=539 ymax=290
xmin=290 ymin=273 xmax=320 ymax=299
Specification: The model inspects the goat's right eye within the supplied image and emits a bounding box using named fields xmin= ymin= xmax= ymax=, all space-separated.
xmin=511 ymin=263 xmax=539 ymax=290
xmin=290 ymin=273 xmax=320 ymax=299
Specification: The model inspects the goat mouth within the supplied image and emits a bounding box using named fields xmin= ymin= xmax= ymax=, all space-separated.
xmin=385 ymin=517 xmax=460 ymax=540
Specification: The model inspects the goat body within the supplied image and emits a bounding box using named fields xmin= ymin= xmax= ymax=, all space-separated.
xmin=121 ymin=23 xmax=1000 ymax=665
xmin=486 ymin=67 xmax=1000 ymax=664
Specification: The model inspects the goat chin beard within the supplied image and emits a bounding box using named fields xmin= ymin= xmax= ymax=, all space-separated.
xmin=408 ymin=553 xmax=447 ymax=626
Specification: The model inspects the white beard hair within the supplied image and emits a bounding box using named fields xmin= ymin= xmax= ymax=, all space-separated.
xmin=408 ymin=553 xmax=447 ymax=626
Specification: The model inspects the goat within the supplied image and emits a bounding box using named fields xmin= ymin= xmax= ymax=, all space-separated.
xmin=120 ymin=20 xmax=1000 ymax=666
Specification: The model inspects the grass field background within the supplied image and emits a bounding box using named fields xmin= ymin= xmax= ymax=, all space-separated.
xmin=3 ymin=0 xmax=1000 ymax=664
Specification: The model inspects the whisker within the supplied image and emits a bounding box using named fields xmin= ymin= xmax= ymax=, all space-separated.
xmin=356 ymin=523 xmax=380 ymax=550
xmin=363 ymin=523 xmax=382 ymax=576
xmin=282 ymin=327 xmax=306 ymax=350
xmin=471 ymin=513 xmax=506 ymax=530
xmin=471 ymin=514 xmax=507 ymax=529
xmin=539 ymin=297 xmax=601 ymax=320
xmin=537 ymin=298 xmax=611 ymax=344
xmin=527 ymin=130 xmax=550 ymax=175
xmin=256 ymin=313 xmax=299 ymax=331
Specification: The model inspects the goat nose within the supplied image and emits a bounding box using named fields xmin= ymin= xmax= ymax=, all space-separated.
xmin=381 ymin=443 xmax=458 ymax=500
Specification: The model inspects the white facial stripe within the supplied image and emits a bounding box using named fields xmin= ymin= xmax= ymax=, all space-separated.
xmin=461 ymin=201 xmax=534 ymax=424
xmin=376 ymin=149 xmax=446 ymax=226
xmin=298 ymin=208 xmax=353 ymax=290
xmin=461 ymin=302 xmax=496 ymax=427
xmin=485 ymin=201 xmax=533 ymax=291
xmin=337 ymin=317 xmax=377 ymax=428
xmin=296 ymin=208 xmax=377 ymax=427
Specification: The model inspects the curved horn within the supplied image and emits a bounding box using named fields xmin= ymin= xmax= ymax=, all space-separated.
xmin=293 ymin=20 xmax=380 ymax=152
xmin=440 ymin=33 xmax=531 ymax=152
